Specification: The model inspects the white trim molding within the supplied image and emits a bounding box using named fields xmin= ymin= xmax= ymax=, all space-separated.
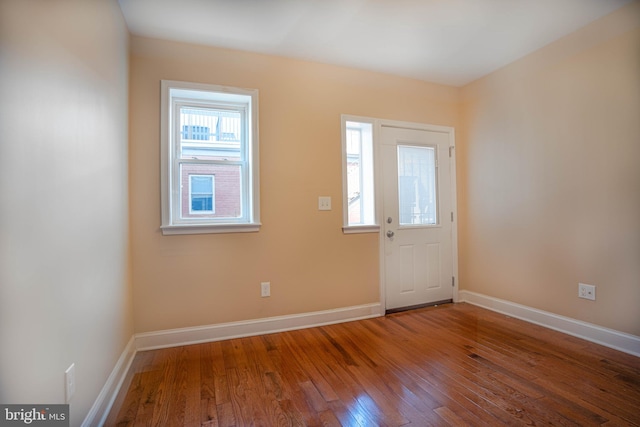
xmin=82 ymin=336 xmax=136 ymax=427
xmin=135 ymin=303 xmax=382 ymax=351
xmin=459 ymin=290 xmax=640 ymax=357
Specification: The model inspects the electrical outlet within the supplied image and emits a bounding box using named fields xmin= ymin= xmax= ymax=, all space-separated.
xmin=261 ymin=282 xmax=270 ymax=297
xmin=65 ymin=363 xmax=76 ymax=403
xmin=578 ymin=283 xmax=596 ymax=301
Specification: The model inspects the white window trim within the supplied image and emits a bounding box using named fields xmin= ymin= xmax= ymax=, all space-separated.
xmin=160 ymin=80 xmax=260 ymax=235
xmin=341 ymin=115 xmax=380 ymax=234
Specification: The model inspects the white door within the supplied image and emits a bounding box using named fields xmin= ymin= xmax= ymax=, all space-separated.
xmin=382 ymin=125 xmax=455 ymax=311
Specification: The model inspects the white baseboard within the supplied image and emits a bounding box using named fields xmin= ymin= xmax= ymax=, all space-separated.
xmin=135 ymin=302 xmax=383 ymax=351
xmin=82 ymin=335 xmax=136 ymax=427
xmin=459 ymin=290 xmax=640 ymax=357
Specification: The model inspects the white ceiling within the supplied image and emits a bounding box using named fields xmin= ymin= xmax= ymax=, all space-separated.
xmin=118 ymin=0 xmax=632 ymax=87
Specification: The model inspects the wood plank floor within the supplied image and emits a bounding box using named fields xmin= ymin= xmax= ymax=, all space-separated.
xmin=105 ymin=303 xmax=640 ymax=426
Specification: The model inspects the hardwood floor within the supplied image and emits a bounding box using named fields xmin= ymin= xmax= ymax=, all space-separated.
xmin=105 ymin=303 xmax=640 ymax=426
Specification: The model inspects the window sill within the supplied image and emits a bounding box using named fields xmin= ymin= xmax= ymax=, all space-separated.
xmin=342 ymin=225 xmax=380 ymax=234
xmin=161 ymin=222 xmax=261 ymax=235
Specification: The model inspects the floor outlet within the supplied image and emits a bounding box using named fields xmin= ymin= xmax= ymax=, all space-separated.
xmin=65 ymin=363 xmax=76 ymax=403
xmin=261 ymin=282 xmax=270 ymax=297
xmin=578 ymin=283 xmax=596 ymax=301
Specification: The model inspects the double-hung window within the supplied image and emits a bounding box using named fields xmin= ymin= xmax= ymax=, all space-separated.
xmin=341 ymin=116 xmax=378 ymax=233
xmin=161 ymin=80 xmax=260 ymax=234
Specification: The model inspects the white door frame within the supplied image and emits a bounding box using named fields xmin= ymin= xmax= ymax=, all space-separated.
xmin=375 ymin=119 xmax=459 ymax=314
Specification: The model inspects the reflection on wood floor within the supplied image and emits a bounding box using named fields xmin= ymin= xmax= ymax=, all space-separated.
xmin=106 ymin=303 xmax=640 ymax=426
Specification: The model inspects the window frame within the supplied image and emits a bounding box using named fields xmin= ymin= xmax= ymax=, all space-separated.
xmin=160 ymin=80 xmax=260 ymax=235
xmin=341 ymin=115 xmax=379 ymax=234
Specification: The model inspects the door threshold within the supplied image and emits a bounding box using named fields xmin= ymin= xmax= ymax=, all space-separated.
xmin=385 ymin=299 xmax=453 ymax=315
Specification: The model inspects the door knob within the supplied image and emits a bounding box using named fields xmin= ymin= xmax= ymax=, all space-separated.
xmin=386 ymin=230 xmax=395 ymax=238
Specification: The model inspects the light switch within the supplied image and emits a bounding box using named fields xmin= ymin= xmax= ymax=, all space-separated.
xmin=318 ymin=196 xmax=331 ymax=211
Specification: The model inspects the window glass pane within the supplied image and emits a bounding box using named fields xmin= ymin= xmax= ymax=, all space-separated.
xmin=345 ymin=120 xmax=374 ymax=227
xmin=346 ymin=128 xmax=362 ymax=224
xmin=398 ymin=145 xmax=437 ymax=225
xmin=191 ymin=175 xmax=213 ymax=193
xmin=190 ymin=175 xmax=214 ymax=213
xmin=181 ymin=164 xmax=242 ymax=219
xmin=191 ymin=196 xmax=213 ymax=212
xmin=179 ymin=107 xmax=241 ymax=160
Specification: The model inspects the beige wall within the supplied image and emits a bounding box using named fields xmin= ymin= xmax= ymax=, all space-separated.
xmin=129 ymin=37 xmax=460 ymax=333
xmin=0 ymin=0 xmax=133 ymax=424
xmin=459 ymin=3 xmax=640 ymax=335
xmin=1 ymin=3 xmax=636 ymax=421
xmin=0 ymin=0 xmax=636 ymax=423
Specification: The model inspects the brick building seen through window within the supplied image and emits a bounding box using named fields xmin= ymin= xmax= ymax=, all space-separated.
xmin=180 ymin=108 xmax=242 ymax=219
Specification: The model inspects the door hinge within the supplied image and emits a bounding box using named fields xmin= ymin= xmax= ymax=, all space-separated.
xmin=452 ymin=276 xmax=455 ymax=287
xmin=451 ymin=212 xmax=454 ymax=222
xmin=449 ymin=146 xmax=454 ymax=158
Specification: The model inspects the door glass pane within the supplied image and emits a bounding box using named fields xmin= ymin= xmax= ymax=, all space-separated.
xmin=398 ymin=145 xmax=437 ymax=225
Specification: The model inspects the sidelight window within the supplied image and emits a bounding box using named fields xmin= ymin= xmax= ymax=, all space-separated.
xmin=341 ymin=116 xmax=377 ymax=232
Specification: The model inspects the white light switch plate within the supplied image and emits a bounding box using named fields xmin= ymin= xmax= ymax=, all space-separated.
xmin=318 ymin=196 xmax=331 ymax=211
